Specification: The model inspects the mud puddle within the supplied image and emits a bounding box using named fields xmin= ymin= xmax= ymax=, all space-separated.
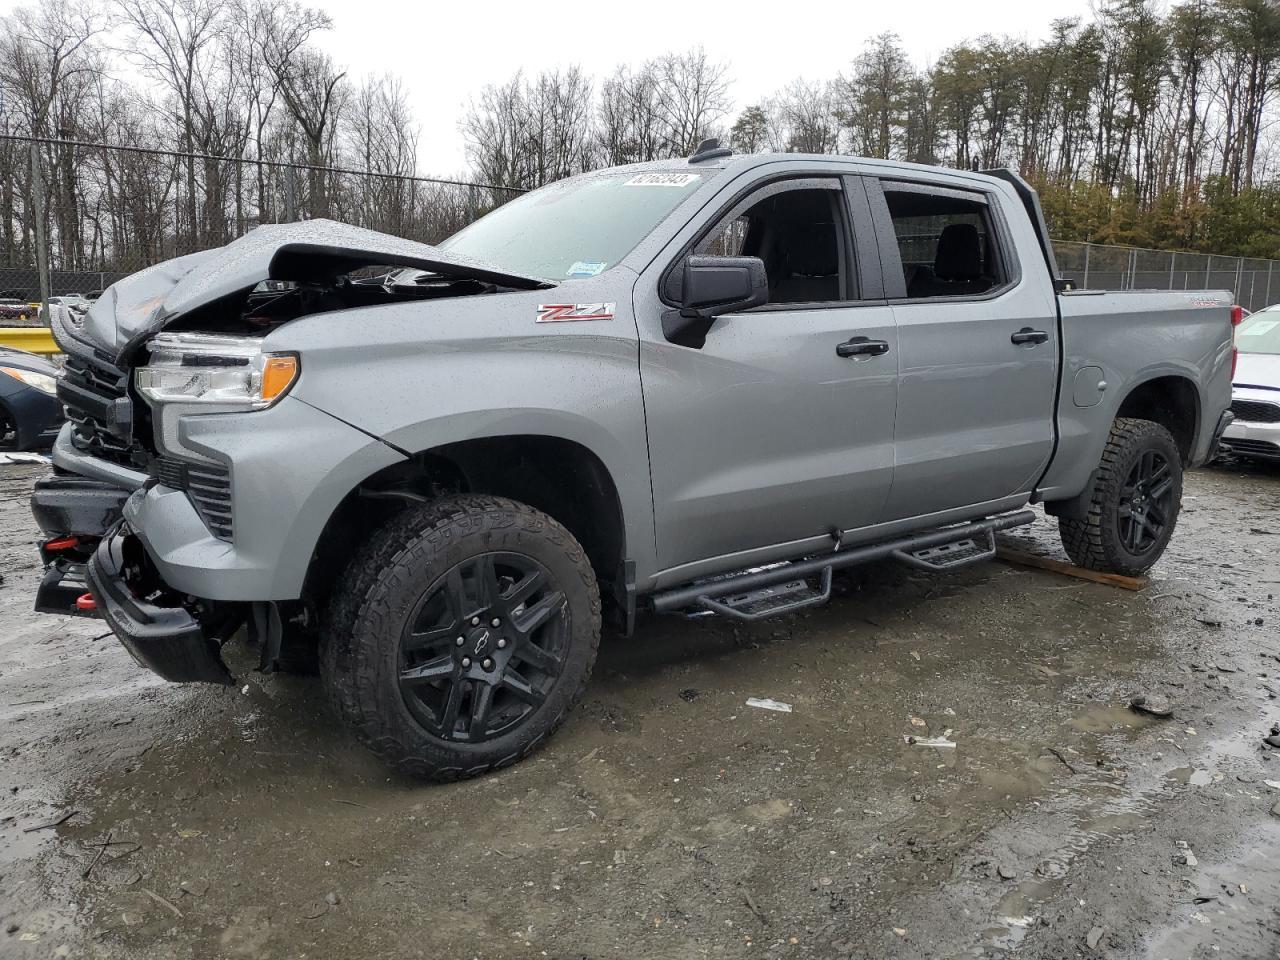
xmin=1 ymin=460 xmax=1279 ymax=958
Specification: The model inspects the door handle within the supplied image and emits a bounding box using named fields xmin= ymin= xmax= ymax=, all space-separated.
xmin=1010 ymin=327 xmax=1050 ymax=346
xmin=836 ymin=336 xmax=890 ymax=359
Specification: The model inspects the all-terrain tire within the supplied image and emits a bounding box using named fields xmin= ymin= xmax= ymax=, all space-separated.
xmin=321 ymin=495 xmax=601 ymax=780
xmin=1058 ymin=417 xmax=1183 ymax=576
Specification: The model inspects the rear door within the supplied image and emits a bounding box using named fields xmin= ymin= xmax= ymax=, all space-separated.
xmin=635 ymin=173 xmax=899 ymax=581
xmin=865 ymin=176 xmax=1059 ymax=521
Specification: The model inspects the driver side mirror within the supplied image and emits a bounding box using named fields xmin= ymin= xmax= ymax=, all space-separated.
xmin=681 ymin=255 xmax=769 ymax=318
xmin=663 ymin=255 xmax=769 ymax=348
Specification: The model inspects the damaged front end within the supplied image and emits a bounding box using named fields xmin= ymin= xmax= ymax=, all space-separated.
xmin=87 ymin=524 xmax=237 ymax=684
xmin=34 ymin=219 xmax=550 ymax=685
xmin=32 ymin=482 xmax=237 ymax=683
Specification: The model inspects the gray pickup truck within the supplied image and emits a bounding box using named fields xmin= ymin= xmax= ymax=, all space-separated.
xmin=32 ymin=142 xmax=1236 ymax=779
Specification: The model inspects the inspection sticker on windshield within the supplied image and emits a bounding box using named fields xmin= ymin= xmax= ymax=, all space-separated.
xmin=624 ymin=173 xmax=700 ymax=188
xmin=566 ymin=260 xmax=607 ymax=278
xmin=537 ymin=302 xmax=615 ymax=323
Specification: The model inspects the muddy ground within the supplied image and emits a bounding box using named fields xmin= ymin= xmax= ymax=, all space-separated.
xmin=1 ymin=461 xmax=1279 ymax=960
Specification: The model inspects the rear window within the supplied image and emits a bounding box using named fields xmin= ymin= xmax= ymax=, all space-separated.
xmin=1237 ymin=310 xmax=1280 ymax=355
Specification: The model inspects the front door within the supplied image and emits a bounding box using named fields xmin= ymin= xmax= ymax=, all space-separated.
xmin=636 ymin=175 xmax=899 ymax=580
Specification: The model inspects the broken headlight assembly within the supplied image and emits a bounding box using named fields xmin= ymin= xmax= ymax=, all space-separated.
xmin=135 ymin=333 xmax=298 ymax=411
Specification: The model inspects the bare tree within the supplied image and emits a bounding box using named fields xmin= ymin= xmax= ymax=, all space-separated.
xmin=0 ymin=0 xmax=103 ymax=134
xmin=769 ymin=80 xmax=841 ymax=154
xmin=598 ymin=63 xmax=663 ymax=164
xmin=462 ymin=72 xmax=533 ymax=189
xmin=268 ymin=47 xmax=346 ymax=216
xmin=114 ymin=0 xmax=231 ymax=249
xmin=652 ymin=48 xmax=731 ymax=155
xmin=231 ymin=0 xmax=330 ymax=223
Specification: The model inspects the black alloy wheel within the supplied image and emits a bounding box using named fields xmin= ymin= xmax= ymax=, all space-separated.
xmin=322 ymin=494 xmax=601 ymax=780
xmin=398 ymin=552 xmax=569 ymax=743
xmin=1116 ymin=448 xmax=1175 ymax=555
xmin=1058 ymin=417 xmax=1183 ymax=576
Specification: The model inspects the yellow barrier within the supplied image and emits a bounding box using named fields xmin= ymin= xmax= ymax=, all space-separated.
xmin=0 ymin=327 xmax=60 ymax=355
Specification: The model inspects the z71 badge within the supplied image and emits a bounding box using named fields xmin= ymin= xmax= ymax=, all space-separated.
xmin=536 ymin=302 xmax=616 ymax=323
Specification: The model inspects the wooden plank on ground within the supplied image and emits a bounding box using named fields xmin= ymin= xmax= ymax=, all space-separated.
xmin=994 ymin=546 xmax=1149 ymax=591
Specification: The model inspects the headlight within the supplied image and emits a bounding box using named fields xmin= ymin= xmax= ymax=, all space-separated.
xmin=135 ymin=333 xmax=298 ymax=411
xmin=1 ymin=366 xmax=58 ymax=396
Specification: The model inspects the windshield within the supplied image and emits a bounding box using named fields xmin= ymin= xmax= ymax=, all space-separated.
xmin=441 ymin=171 xmax=709 ymax=280
xmin=1237 ymin=308 xmax=1280 ymax=355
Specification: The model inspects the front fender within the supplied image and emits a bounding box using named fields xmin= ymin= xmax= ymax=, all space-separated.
xmin=132 ymin=396 xmax=405 ymax=600
xmin=266 ymin=288 xmax=656 ymax=580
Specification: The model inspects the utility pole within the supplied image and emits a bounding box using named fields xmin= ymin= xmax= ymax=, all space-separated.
xmin=30 ymin=139 xmax=51 ymax=313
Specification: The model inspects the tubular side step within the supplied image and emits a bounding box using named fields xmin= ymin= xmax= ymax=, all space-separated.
xmin=651 ymin=510 xmax=1036 ymax=619
xmin=892 ymin=531 xmax=995 ymax=571
xmin=695 ymin=568 xmax=833 ymax=622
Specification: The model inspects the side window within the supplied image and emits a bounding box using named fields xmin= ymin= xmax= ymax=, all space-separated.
xmin=691 ymin=186 xmax=850 ymax=305
xmin=884 ymin=186 xmax=1006 ymax=299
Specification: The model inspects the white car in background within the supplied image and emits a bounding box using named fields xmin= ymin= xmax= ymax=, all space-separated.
xmin=1224 ymin=305 xmax=1280 ymax=462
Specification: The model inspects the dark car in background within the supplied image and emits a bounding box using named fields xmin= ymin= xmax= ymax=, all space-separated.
xmin=0 ymin=298 xmax=37 ymax=322
xmin=0 ymin=347 xmax=64 ymax=451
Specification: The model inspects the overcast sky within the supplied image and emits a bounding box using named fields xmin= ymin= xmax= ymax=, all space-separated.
xmin=3 ymin=0 xmax=1099 ymax=174
xmin=313 ymin=0 xmax=1097 ymax=173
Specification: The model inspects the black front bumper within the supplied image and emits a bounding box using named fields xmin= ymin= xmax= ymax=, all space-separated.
xmin=85 ymin=527 xmax=233 ymax=685
xmin=31 ymin=473 xmax=233 ymax=684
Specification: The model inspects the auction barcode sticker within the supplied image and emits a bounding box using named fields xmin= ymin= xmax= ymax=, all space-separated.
xmin=623 ymin=173 xmax=701 ymax=187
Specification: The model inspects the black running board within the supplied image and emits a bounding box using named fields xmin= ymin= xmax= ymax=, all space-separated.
xmin=651 ymin=511 xmax=1036 ymax=620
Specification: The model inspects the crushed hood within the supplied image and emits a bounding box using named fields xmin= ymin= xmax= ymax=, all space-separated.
xmin=54 ymin=219 xmax=553 ymax=363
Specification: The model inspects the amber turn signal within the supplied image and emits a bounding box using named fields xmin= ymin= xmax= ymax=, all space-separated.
xmin=261 ymin=355 xmax=299 ymax=405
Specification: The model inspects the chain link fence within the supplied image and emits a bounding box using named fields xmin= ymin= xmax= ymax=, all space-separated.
xmin=0 ymin=135 xmax=525 ymax=305
xmin=1054 ymin=241 xmax=1278 ymax=311
xmin=2 ymin=135 xmax=1278 ymax=313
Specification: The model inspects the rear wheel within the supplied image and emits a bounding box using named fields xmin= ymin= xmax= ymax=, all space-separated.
xmin=321 ymin=495 xmax=600 ymax=780
xmin=1058 ymin=417 xmax=1183 ymax=576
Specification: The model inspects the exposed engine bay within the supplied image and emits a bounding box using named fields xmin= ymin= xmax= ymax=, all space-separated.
xmin=166 ymin=268 xmax=504 ymax=338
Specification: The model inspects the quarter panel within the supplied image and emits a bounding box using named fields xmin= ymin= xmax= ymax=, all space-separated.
xmin=1039 ymin=291 xmax=1234 ymax=501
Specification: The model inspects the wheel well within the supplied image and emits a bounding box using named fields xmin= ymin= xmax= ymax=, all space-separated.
xmin=304 ymin=435 xmax=628 ymax=623
xmin=1116 ymin=376 xmax=1199 ymax=463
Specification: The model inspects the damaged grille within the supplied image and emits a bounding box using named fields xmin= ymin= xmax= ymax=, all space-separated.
xmin=1231 ymin=399 xmax=1280 ymax=424
xmin=60 ymin=355 xmax=141 ymax=466
xmin=152 ymin=457 xmax=234 ymax=541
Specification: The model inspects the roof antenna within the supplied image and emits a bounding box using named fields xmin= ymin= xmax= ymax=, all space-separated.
xmin=689 ymin=138 xmax=733 ymax=164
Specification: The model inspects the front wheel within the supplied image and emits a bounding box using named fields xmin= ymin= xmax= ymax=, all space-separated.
xmin=1058 ymin=417 xmax=1183 ymax=576
xmin=321 ymin=495 xmax=601 ymax=780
